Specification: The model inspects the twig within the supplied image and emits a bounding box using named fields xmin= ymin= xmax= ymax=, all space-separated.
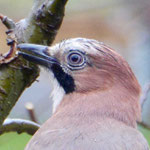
xmin=140 ymin=82 xmax=150 ymax=108
xmin=0 ymin=13 xmax=16 ymax=29
xmin=0 ymin=14 xmax=4 ymax=20
xmin=0 ymin=118 xmax=40 ymax=135
xmin=25 ymin=102 xmax=38 ymax=123
xmin=138 ymin=82 xmax=150 ymax=130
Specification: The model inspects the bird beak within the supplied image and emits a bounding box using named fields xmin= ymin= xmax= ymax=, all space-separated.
xmin=17 ymin=43 xmax=60 ymax=67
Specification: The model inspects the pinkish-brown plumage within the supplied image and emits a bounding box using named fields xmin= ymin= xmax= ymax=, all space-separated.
xmin=18 ymin=38 xmax=149 ymax=150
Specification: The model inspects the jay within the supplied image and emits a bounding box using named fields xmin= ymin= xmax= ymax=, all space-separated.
xmin=17 ymin=38 xmax=149 ymax=150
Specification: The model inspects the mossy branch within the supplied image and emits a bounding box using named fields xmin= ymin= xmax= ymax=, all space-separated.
xmin=0 ymin=0 xmax=68 ymax=127
xmin=0 ymin=119 xmax=40 ymax=135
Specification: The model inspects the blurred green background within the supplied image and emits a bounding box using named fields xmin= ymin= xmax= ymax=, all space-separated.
xmin=1 ymin=0 xmax=150 ymax=149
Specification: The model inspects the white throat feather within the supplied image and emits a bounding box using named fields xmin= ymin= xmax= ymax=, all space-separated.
xmin=48 ymin=71 xmax=65 ymax=113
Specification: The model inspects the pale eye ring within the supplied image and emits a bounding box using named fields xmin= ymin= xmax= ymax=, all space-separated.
xmin=67 ymin=50 xmax=86 ymax=70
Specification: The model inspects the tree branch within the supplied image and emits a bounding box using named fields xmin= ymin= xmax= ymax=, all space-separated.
xmin=140 ymin=82 xmax=150 ymax=108
xmin=0 ymin=119 xmax=40 ymax=135
xmin=15 ymin=0 xmax=68 ymax=44
xmin=25 ymin=102 xmax=38 ymax=123
xmin=0 ymin=0 xmax=68 ymax=126
xmin=135 ymin=82 xmax=150 ymax=130
xmin=0 ymin=13 xmax=16 ymax=29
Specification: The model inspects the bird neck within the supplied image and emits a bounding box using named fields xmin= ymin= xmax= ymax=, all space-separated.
xmin=54 ymin=83 xmax=141 ymax=128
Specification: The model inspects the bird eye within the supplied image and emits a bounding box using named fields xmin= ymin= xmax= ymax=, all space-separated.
xmin=67 ymin=50 xmax=86 ymax=70
xmin=68 ymin=53 xmax=82 ymax=64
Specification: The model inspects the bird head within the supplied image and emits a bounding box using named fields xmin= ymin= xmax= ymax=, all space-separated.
xmin=17 ymin=38 xmax=141 ymax=127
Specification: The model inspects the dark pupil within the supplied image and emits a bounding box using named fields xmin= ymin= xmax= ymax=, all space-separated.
xmin=70 ymin=54 xmax=80 ymax=63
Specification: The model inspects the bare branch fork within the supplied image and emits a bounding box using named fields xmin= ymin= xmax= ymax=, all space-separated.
xmin=0 ymin=0 xmax=68 ymax=135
